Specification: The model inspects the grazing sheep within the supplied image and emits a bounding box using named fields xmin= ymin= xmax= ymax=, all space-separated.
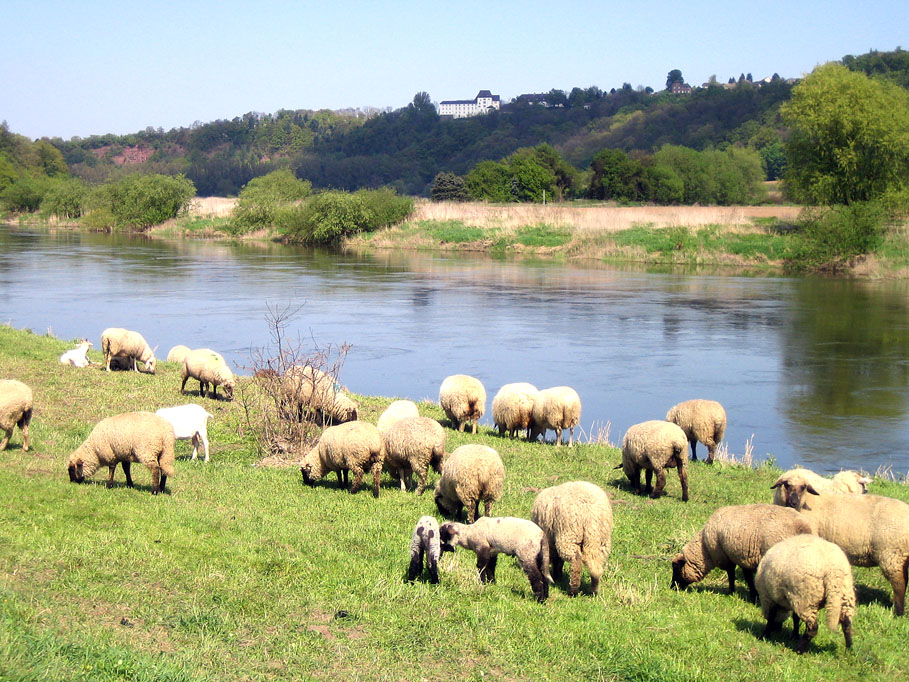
xmin=671 ymin=504 xmax=813 ymax=602
xmin=282 ymin=365 xmax=358 ymax=424
xmin=299 ymin=421 xmax=384 ymax=497
xmin=100 ymin=327 xmax=156 ymax=374
xmin=491 ymin=382 xmax=539 ymax=438
xmin=155 ymin=403 xmax=214 ymax=462
xmin=665 ymin=399 xmax=726 ymax=463
xmin=783 ymin=492 xmax=909 ymax=616
xmin=770 ymin=468 xmax=869 ymax=507
xmin=66 ymin=412 xmax=175 ymax=495
xmin=377 ymin=399 xmax=420 ymax=433
xmin=0 ymin=379 xmax=33 ymax=452
xmin=756 ymin=534 xmax=856 ymax=653
xmin=434 ymin=444 xmax=504 ymax=524
xmin=528 ymin=386 xmax=581 ymax=446
xmin=408 ymin=515 xmax=443 ymax=584
xmin=438 ymin=374 xmax=486 ymax=434
xmin=166 ymin=345 xmax=192 ymax=364
xmin=181 ymin=348 xmax=235 ymax=400
xmin=382 ymin=416 xmax=446 ymax=494
xmin=440 ymin=517 xmax=554 ymax=602
xmin=831 ymin=470 xmax=872 ymax=494
xmin=621 ymin=420 xmax=689 ymax=502
xmin=59 ymin=339 xmax=92 ymax=367
xmin=531 ymin=481 xmax=613 ymax=596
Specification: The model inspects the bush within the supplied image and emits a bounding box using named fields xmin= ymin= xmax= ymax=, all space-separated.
xmin=0 ymin=177 xmax=49 ymax=213
xmin=790 ymin=201 xmax=888 ymax=266
xmin=40 ymin=178 xmax=89 ymax=219
xmin=430 ymin=172 xmax=469 ymax=201
xmin=231 ymin=169 xmax=312 ymax=232
xmin=278 ymin=188 xmax=413 ymax=244
xmin=355 ymin=187 xmax=413 ymax=230
xmin=84 ymin=174 xmax=196 ymax=229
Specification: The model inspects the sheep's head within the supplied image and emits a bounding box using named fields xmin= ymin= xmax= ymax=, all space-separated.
xmin=299 ymin=448 xmax=320 ymax=486
xmin=222 ymin=378 xmax=235 ymax=401
xmin=438 ymin=522 xmax=462 ymax=553
xmin=67 ymin=456 xmax=85 ymax=484
xmin=670 ymin=553 xmax=697 ymax=590
xmin=144 ymin=356 xmax=157 ymax=374
xmin=833 ymin=470 xmax=871 ymax=494
xmin=770 ymin=474 xmax=819 ymax=510
xmin=434 ymin=485 xmax=459 ymax=518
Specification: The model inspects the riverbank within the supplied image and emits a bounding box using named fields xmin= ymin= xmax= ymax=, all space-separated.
xmin=2 ymin=323 xmax=908 ymax=681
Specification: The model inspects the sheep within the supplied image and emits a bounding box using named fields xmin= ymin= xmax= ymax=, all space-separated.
xmin=166 ymin=345 xmax=191 ymax=364
xmin=377 ymin=399 xmax=419 ymax=433
xmin=181 ymin=348 xmax=235 ymax=400
xmin=438 ymin=374 xmax=486 ymax=434
xmin=531 ymin=481 xmax=613 ymax=597
xmin=0 ymin=379 xmax=33 ymax=452
xmin=621 ymin=420 xmax=689 ymax=502
xmin=755 ymin=534 xmax=856 ymax=653
xmin=491 ymin=382 xmax=538 ymax=438
xmin=528 ymin=386 xmax=581 ymax=446
xmin=382 ymin=416 xmax=446 ymax=494
xmin=59 ymin=339 xmax=92 ymax=367
xmin=155 ymin=403 xmax=214 ymax=462
xmin=282 ymin=365 xmax=358 ymax=424
xmin=100 ymin=327 xmax=156 ymax=374
xmin=434 ymin=444 xmax=504 ymax=524
xmin=66 ymin=412 xmax=175 ymax=495
xmin=781 ymin=492 xmax=909 ymax=616
xmin=299 ymin=421 xmax=384 ymax=497
xmin=408 ymin=515 xmax=443 ymax=584
xmin=665 ymin=399 xmax=726 ymax=463
xmin=439 ymin=517 xmax=554 ymax=602
xmin=771 ymin=468 xmax=870 ymax=508
xmin=670 ymin=504 xmax=813 ymax=602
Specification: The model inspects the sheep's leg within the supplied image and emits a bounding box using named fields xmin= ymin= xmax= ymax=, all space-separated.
xmin=522 ymin=558 xmax=547 ymax=602
xmin=202 ymin=433 xmax=210 ymax=462
xmin=371 ymin=462 xmax=382 ymax=498
xmin=628 ymin=465 xmax=641 ymax=495
xmin=551 ymin=550 xmax=565 ymax=581
xmin=567 ymin=555 xmax=583 ymax=597
xmin=466 ymin=499 xmax=477 ymax=524
xmin=349 ymin=467 xmax=364 ymax=494
xmin=191 ymin=434 xmax=200 ymax=460
xmin=678 ymin=463 xmax=689 ymax=502
xmin=180 ymin=376 xmax=189 ymax=394
xmin=476 ymin=548 xmax=492 ymax=582
xmin=427 ymin=555 xmax=439 ymax=585
xmin=556 ymin=429 xmax=563 ymax=446
xmin=150 ymin=466 xmax=162 ymax=495
xmin=741 ymin=568 xmax=757 ymax=603
xmin=842 ymin=616 xmax=854 ymax=648
xmin=336 ymin=470 xmax=346 ymax=489
xmin=689 ymin=438 xmax=698 ymax=461
xmin=705 ymin=441 xmax=716 ymax=465
xmin=458 ymin=421 xmax=465 ymax=433
xmin=651 ymin=470 xmax=667 ymax=499
xmin=568 ymin=426 xmax=574 ymax=447
xmin=0 ymin=428 xmax=10 ymax=450
xmin=415 ymin=471 xmax=428 ymax=496
xmin=107 ymin=465 xmax=117 ymax=488
xmin=407 ymin=548 xmax=423 ymax=582
xmin=881 ymin=559 xmax=907 ymax=616
xmin=759 ymin=605 xmax=783 ymax=640
xmin=478 ymin=553 xmax=497 ymax=584
xmin=790 ymin=613 xmax=801 ymax=639
xmin=158 ymin=472 xmax=167 ymax=494
xmin=795 ymin=618 xmax=818 ymax=654
xmin=588 ymin=561 xmax=603 ymax=596
xmin=122 ymin=462 xmax=134 ymax=488
xmin=471 ymin=419 xmax=478 ymax=435
xmin=725 ymin=566 xmax=736 ymax=595
xmin=483 ymin=498 xmax=493 ymax=520
xmin=399 ymin=476 xmax=407 ymax=491
xmin=644 ymin=469 xmax=654 ymax=496
xmin=19 ymin=418 xmax=30 ymax=452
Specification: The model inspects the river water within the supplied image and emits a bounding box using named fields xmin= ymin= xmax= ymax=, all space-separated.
xmin=2 ymin=226 xmax=908 ymax=475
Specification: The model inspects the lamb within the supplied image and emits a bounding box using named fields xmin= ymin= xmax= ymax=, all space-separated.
xmin=282 ymin=365 xmax=358 ymax=424
xmin=59 ymin=339 xmax=92 ymax=367
xmin=755 ymin=534 xmax=856 ymax=653
xmin=531 ymin=481 xmax=613 ymax=596
xmin=408 ymin=515 xmax=443 ymax=584
xmin=771 ymin=468 xmax=870 ymax=507
xmin=66 ymin=412 xmax=175 ymax=495
xmin=670 ymin=504 xmax=813 ymax=602
xmin=528 ymin=386 xmax=581 ymax=446
xmin=155 ymin=403 xmax=214 ymax=462
xmin=382 ymin=416 xmax=446 ymax=494
xmin=621 ymin=420 xmax=690 ymax=501
xmin=166 ymin=344 xmax=191 ymax=364
xmin=434 ymin=444 xmax=504 ymax=524
xmin=377 ymin=399 xmax=419 ymax=433
xmin=438 ymin=374 xmax=486 ymax=434
xmin=0 ymin=379 xmax=33 ymax=452
xmin=100 ymin=327 xmax=156 ymax=374
xmin=665 ymin=399 xmax=726 ymax=463
xmin=439 ymin=517 xmax=554 ymax=602
xmin=181 ymin=348 xmax=235 ymax=400
xmin=491 ymin=382 xmax=538 ymax=438
xmin=299 ymin=420 xmax=384 ymax=497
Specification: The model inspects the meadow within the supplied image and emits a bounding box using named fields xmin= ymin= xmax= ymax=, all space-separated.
xmin=1 ymin=323 xmax=908 ymax=681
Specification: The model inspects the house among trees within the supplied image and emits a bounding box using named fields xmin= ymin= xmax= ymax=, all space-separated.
xmin=439 ymin=90 xmax=501 ymax=118
xmin=669 ymin=81 xmax=692 ymax=95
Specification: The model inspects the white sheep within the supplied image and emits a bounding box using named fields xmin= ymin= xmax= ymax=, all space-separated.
xmin=282 ymin=365 xmax=358 ymax=424
xmin=181 ymin=348 xmax=235 ymax=400
xmin=166 ymin=345 xmax=192 ymax=364
xmin=100 ymin=327 xmax=156 ymax=374
xmin=621 ymin=420 xmax=689 ymax=501
xmin=377 ymin=399 xmax=420 ymax=433
xmin=59 ymin=339 xmax=93 ymax=367
xmin=528 ymin=386 xmax=581 ymax=446
xmin=491 ymin=382 xmax=538 ymax=438
xmin=0 ymin=379 xmax=33 ymax=452
xmin=434 ymin=444 xmax=504 ymax=524
xmin=382 ymin=416 xmax=446 ymax=494
xmin=670 ymin=504 xmax=813 ymax=602
xmin=440 ymin=517 xmax=554 ymax=602
xmin=408 ymin=515 xmax=443 ymax=584
xmin=755 ymin=534 xmax=856 ymax=653
xmin=66 ymin=412 xmax=176 ymax=495
xmin=771 ymin=468 xmax=870 ymax=507
xmin=665 ymin=399 xmax=727 ymax=463
xmin=299 ymin=421 xmax=385 ymax=497
xmin=438 ymin=374 xmax=486 ymax=434
xmin=531 ymin=481 xmax=613 ymax=597
xmin=155 ymin=404 xmax=214 ymax=462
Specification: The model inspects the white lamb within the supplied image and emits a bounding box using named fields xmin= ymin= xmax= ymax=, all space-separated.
xmin=155 ymin=404 xmax=214 ymax=462
xmin=59 ymin=339 xmax=93 ymax=367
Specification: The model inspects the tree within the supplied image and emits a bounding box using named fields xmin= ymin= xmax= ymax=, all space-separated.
xmin=666 ymin=69 xmax=684 ymax=90
xmin=588 ymin=149 xmax=642 ymax=201
xmin=430 ymin=172 xmax=469 ymax=201
xmin=545 ymin=89 xmax=568 ymax=108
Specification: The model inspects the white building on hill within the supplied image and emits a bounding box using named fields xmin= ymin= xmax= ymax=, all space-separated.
xmin=439 ymin=90 xmax=501 ymax=118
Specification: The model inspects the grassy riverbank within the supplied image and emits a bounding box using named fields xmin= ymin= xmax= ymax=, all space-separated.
xmin=2 ymin=324 xmax=908 ymax=681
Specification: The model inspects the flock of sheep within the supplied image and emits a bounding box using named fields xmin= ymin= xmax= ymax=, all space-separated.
xmin=3 ymin=326 xmax=909 ymax=656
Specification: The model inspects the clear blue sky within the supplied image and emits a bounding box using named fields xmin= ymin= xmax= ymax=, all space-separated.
xmin=2 ymin=0 xmax=905 ymax=140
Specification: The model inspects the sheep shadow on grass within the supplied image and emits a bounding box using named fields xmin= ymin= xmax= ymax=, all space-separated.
xmin=80 ymin=478 xmax=172 ymax=496
xmin=854 ymin=582 xmax=895 ymax=611
xmin=731 ymin=617 xmax=840 ymax=655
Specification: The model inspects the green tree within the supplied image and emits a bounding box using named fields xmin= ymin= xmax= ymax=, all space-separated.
xmin=430 ymin=172 xmax=469 ymax=201
xmin=41 ymin=177 xmax=88 ymax=218
xmin=666 ymin=69 xmax=684 ymax=89
xmin=465 ymin=160 xmax=511 ymax=202
xmin=34 ymin=141 xmax=68 ymax=177
xmin=232 ymin=169 xmax=312 ymax=230
xmin=588 ymin=149 xmax=643 ymax=201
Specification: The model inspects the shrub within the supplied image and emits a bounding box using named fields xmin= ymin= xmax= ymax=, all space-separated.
xmin=430 ymin=172 xmax=470 ymax=201
xmin=0 ymin=177 xmax=49 ymax=213
xmin=40 ymin=178 xmax=89 ymax=219
xmin=356 ymin=187 xmax=413 ymax=230
xmin=84 ymin=174 xmax=196 ymax=229
xmin=232 ymin=169 xmax=312 ymax=232
xmin=278 ymin=188 xmax=413 ymax=244
xmin=789 ymin=201 xmax=888 ymax=266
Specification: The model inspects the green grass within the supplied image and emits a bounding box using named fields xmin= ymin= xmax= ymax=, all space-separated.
xmin=514 ymin=225 xmax=572 ymax=248
xmin=609 ymin=225 xmax=791 ymax=262
xmin=2 ymin=324 xmax=908 ymax=681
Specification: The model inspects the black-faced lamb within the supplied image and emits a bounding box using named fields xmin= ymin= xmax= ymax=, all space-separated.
xmin=59 ymin=339 xmax=92 ymax=367
xmin=66 ymin=412 xmax=176 ymax=494
xmin=755 ymin=534 xmax=856 ymax=653
xmin=531 ymin=481 xmax=613 ymax=596
xmin=491 ymin=382 xmax=538 ymax=438
xmin=181 ymin=348 xmax=235 ymax=400
xmin=382 ymin=416 xmax=446 ymax=494
xmin=671 ymin=504 xmax=813 ymax=602
xmin=100 ymin=327 xmax=157 ymax=374
xmin=300 ymin=421 xmax=384 ymax=497
xmin=665 ymin=399 xmax=726 ymax=463
xmin=408 ymin=515 xmax=443 ymax=584
xmin=155 ymin=403 xmax=214 ymax=462
xmin=621 ymin=420 xmax=689 ymax=501
xmin=438 ymin=374 xmax=486 ymax=434
xmin=528 ymin=386 xmax=581 ymax=446
xmin=0 ymin=379 xmax=33 ymax=452
xmin=439 ymin=517 xmax=554 ymax=602
xmin=282 ymin=365 xmax=358 ymax=424
xmin=377 ymin=399 xmax=419 ymax=433
xmin=770 ymin=468 xmax=870 ymax=508
xmin=434 ymin=444 xmax=504 ymax=524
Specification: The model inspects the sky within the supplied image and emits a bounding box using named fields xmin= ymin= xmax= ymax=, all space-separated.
xmin=2 ymin=0 xmax=906 ymax=140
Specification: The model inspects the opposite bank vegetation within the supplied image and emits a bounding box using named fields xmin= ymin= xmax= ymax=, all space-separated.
xmin=2 ymin=323 xmax=909 ymax=681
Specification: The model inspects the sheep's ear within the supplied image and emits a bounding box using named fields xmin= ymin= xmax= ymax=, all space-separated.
xmin=770 ymin=478 xmax=784 ymax=489
xmin=671 ymin=554 xmax=685 ymax=567
xmin=806 ymin=484 xmax=820 ymax=496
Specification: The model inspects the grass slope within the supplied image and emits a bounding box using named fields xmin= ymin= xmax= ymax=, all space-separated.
xmin=1 ymin=324 xmax=907 ymax=681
